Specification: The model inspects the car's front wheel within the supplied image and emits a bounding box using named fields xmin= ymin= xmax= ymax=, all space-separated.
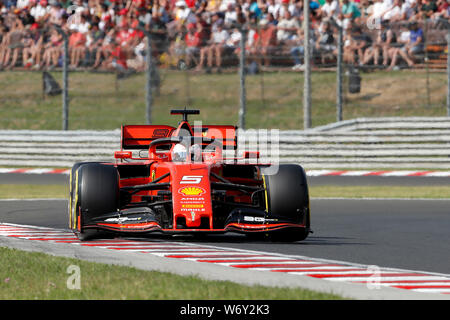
xmin=70 ymin=163 xmax=119 ymax=241
xmin=262 ymin=164 xmax=310 ymax=242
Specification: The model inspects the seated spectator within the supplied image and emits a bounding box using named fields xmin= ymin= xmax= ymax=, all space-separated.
xmin=69 ymin=29 xmax=86 ymax=68
xmin=166 ymin=22 xmax=186 ymax=68
xmin=278 ymin=0 xmax=297 ymax=19
xmin=48 ymin=0 xmax=64 ymax=25
xmin=314 ymin=20 xmax=336 ymax=64
xmin=420 ymin=0 xmax=438 ymax=17
xmin=22 ymin=22 xmax=43 ymax=68
xmin=388 ymin=21 xmax=423 ymax=70
xmin=259 ymin=17 xmax=277 ymax=67
xmin=358 ymin=0 xmax=373 ymax=23
xmin=41 ymin=28 xmax=62 ymax=69
xmin=0 ymin=24 xmax=9 ymax=69
xmin=340 ymin=0 xmax=361 ymax=29
xmin=184 ymin=22 xmax=201 ymax=68
xmin=319 ymin=0 xmax=340 ymax=19
xmin=3 ymin=18 xmax=26 ymax=69
xmin=243 ymin=15 xmax=261 ymax=67
xmin=343 ymin=25 xmax=372 ymax=65
xmin=224 ymin=3 xmax=238 ymax=27
xmin=205 ymin=20 xmax=229 ymax=71
xmin=267 ymin=0 xmax=281 ymax=19
xmin=93 ymin=27 xmax=115 ymax=69
xmin=382 ymin=0 xmax=403 ymax=21
xmin=362 ymin=19 xmax=397 ymax=67
xmin=109 ymin=39 xmax=128 ymax=72
xmin=276 ymin=10 xmax=300 ymax=45
xmin=433 ymin=0 xmax=449 ymax=18
xmin=84 ymin=22 xmax=105 ymax=67
xmin=197 ymin=17 xmax=229 ymax=72
xmin=290 ymin=27 xmax=311 ymax=71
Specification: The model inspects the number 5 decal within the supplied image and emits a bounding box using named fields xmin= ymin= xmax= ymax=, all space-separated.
xmin=180 ymin=175 xmax=203 ymax=184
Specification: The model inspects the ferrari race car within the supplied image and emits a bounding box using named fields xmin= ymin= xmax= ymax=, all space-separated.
xmin=69 ymin=109 xmax=311 ymax=241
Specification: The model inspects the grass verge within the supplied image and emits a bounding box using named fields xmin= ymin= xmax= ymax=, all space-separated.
xmin=0 ymin=70 xmax=446 ymax=130
xmin=0 ymin=184 xmax=450 ymax=199
xmin=0 ymin=184 xmax=68 ymax=199
xmin=0 ymin=247 xmax=343 ymax=299
xmin=309 ymin=185 xmax=450 ymax=199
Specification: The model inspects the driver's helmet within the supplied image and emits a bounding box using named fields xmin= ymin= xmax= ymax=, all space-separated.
xmin=172 ymin=143 xmax=187 ymax=162
xmin=190 ymin=144 xmax=202 ymax=162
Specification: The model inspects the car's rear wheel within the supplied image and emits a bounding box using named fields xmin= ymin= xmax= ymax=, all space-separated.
xmin=262 ymin=164 xmax=310 ymax=242
xmin=70 ymin=163 xmax=119 ymax=241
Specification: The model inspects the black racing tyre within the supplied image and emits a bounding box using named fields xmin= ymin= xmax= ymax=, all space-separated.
xmin=68 ymin=162 xmax=99 ymax=231
xmin=72 ymin=163 xmax=119 ymax=241
xmin=262 ymin=164 xmax=310 ymax=242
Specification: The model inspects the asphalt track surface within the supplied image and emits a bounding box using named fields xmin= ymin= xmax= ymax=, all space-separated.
xmin=1 ymin=172 xmax=449 ymax=186
xmin=1 ymin=198 xmax=449 ymax=275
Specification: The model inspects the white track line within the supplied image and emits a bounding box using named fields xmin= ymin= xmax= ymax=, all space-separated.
xmin=1 ymin=167 xmax=450 ymax=177
xmin=2 ymin=222 xmax=450 ymax=296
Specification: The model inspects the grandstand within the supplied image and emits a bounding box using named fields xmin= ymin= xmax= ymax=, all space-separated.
xmin=0 ymin=0 xmax=448 ymax=72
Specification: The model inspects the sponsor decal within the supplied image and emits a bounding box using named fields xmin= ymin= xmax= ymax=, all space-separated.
xmin=181 ymin=208 xmax=205 ymax=212
xmin=152 ymin=128 xmax=170 ymax=139
xmin=178 ymin=186 xmax=206 ymax=196
xmin=243 ymin=216 xmax=278 ymax=223
xmin=180 ymin=175 xmax=203 ymax=184
xmin=181 ymin=197 xmax=205 ymax=201
xmin=182 ymin=204 xmax=204 ymax=209
xmin=105 ymin=217 xmax=142 ymax=223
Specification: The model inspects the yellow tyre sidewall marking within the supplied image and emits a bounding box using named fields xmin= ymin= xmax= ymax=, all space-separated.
xmin=68 ymin=170 xmax=73 ymax=228
xmin=72 ymin=169 xmax=80 ymax=230
xmin=262 ymin=175 xmax=269 ymax=213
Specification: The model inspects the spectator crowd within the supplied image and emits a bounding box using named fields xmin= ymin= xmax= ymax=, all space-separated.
xmin=0 ymin=0 xmax=448 ymax=72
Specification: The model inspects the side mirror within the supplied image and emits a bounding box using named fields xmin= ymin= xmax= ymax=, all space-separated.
xmin=114 ymin=151 xmax=132 ymax=159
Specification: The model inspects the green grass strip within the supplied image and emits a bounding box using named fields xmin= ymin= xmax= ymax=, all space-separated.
xmin=0 ymin=184 xmax=69 ymax=199
xmin=310 ymin=185 xmax=450 ymax=199
xmin=0 ymin=247 xmax=343 ymax=300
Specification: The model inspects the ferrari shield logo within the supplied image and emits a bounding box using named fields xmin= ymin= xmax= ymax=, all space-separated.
xmin=178 ymin=187 xmax=206 ymax=196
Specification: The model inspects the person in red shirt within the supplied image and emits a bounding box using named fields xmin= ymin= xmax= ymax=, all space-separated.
xmin=116 ymin=20 xmax=140 ymax=58
xmin=69 ymin=30 xmax=87 ymax=68
xmin=184 ymin=22 xmax=201 ymax=67
xmin=111 ymin=43 xmax=128 ymax=70
xmin=259 ymin=18 xmax=277 ymax=67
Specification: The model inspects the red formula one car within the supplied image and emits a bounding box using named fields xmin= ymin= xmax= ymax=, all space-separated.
xmin=68 ymin=109 xmax=311 ymax=241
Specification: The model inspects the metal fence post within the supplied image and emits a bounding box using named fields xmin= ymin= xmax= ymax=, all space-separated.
xmin=303 ymin=0 xmax=311 ymax=129
xmin=447 ymin=30 xmax=450 ymax=117
xmin=145 ymin=31 xmax=152 ymax=125
xmin=54 ymin=25 xmax=69 ymax=130
xmin=424 ymin=18 xmax=431 ymax=108
xmin=239 ymin=25 xmax=247 ymax=130
xmin=336 ymin=21 xmax=343 ymax=122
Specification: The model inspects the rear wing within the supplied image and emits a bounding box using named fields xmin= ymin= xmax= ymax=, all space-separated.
xmin=121 ymin=125 xmax=175 ymax=150
xmin=192 ymin=125 xmax=238 ymax=150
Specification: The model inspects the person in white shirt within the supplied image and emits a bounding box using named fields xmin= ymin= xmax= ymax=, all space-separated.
xmin=16 ymin=0 xmax=29 ymax=9
xmin=224 ymin=3 xmax=238 ymax=27
xmin=276 ymin=10 xmax=300 ymax=43
xmin=320 ymin=0 xmax=340 ymax=18
xmin=267 ymin=0 xmax=281 ymax=19
xmin=197 ymin=21 xmax=229 ymax=71
xmin=382 ymin=0 xmax=402 ymax=20
xmin=30 ymin=0 xmax=49 ymax=22
xmin=219 ymin=0 xmax=237 ymax=12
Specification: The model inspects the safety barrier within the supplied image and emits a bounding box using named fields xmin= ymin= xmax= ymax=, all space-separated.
xmin=1 ymin=117 xmax=449 ymax=169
